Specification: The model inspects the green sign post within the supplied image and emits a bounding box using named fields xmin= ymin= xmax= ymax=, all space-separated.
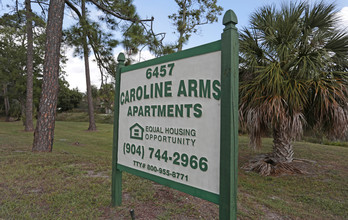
xmin=219 ymin=10 xmax=239 ymax=220
xmin=112 ymin=10 xmax=238 ymax=219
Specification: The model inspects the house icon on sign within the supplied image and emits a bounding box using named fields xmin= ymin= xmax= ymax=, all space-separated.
xmin=130 ymin=123 xmax=144 ymax=140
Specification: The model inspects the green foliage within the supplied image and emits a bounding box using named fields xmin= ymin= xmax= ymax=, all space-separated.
xmin=169 ymin=0 xmax=223 ymax=51
xmin=0 ymin=11 xmax=45 ymax=118
xmin=98 ymin=83 xmax=115 ymax=112
xmin=91 ymin=85 xmax=99 ymax=99
xmin=239 ymin=1 xmax=348 ymax=149
xmin=77 ymin=84 xmax=114 ymax=114
xmin=122 ymin=23 xmax=147 ymax=55
xmin=95 ymin=0 xmax=166 ymax=57
xmin=57 ymin=79 xmax=83 ymax=112
xmin=64 ymin=0 xmax=166 ymax=79
xmin=64 ymin=19 xmax=118 ymax=77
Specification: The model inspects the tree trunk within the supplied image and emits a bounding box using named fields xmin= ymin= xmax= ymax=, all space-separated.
xmin=3 ymin=84 xmax=10 ymax=122
xmin=25 ymin=0 xmax=34 ymax=132
xmin=82 ymin=0 xmax=97 ymax=131
xmin=242 ymin=122 xmax=300 ymax=176
xmin=272 ymin=122 xmax=294 ymax=163
xmin=21 ymin=99 xmax=26 ymax=126
xmin=178 ymin=31 xmax=184 ymax=51
xmin=32 ymin=0 xmax=65 ymax=152
xmin=177 ymin=0 xmax=187 ymax=51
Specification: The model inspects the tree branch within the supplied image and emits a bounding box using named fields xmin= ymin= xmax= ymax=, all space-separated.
xmin=31 ymin=0 xmax=48 ymax=16
xmin=65 ymin=0 xmax=111 ymax=79
xmin=87 ymin=0 xmax=153 ymax=23
xmin=65 ymin=0 xmax=168 ymax=73
xmin=65 ymin=0 xmax=82 ymax=19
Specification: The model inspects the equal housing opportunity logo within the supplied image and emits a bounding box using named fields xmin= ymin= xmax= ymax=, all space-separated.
xmin=129 ymin=123 xmax=144 ymax=140
xmin=129 ymin=123 xmax=196 ymax=146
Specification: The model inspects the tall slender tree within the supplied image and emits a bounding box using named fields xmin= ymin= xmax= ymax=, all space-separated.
xmin=0 ymin=11 xmax=30 ymax=122
xmin=0 ymin=11 xmax=45 ymax=123
xmin=0 ymin=14 xmax=23 ymax=122
xmin=239 ymin=1 xmax=348 ymax=175
xmin=33 ymin=0 xmax=65 ymax=152
xmin=25 ymin=0 xmax=34 ymax=131
xmin=31 ymin=0 xmax=167 ymax=151
xmin=81 ymin=0 xmax=96 ymax=130
xmin=64 ymin=0 xmax=167 ymax=131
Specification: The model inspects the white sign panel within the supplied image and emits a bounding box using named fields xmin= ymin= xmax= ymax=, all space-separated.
xmin=117 ymin=51 xmax=221 ymax=194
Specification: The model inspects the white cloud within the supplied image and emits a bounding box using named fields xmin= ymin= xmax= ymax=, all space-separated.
xmin=337 ymin=7 xmax=348 ymax=31
xmin=63 ymin=48 xmax=102 ymax=92
xmin=63 ymin=47 xmax=156 ymax=92
xmin=128 ymin=49 xmax=156 ymax=63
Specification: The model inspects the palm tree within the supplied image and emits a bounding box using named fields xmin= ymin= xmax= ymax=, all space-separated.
xmin=239 ymin=1 xmax=348 ymax=175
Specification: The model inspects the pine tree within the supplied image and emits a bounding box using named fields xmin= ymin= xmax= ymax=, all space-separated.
xmin=33 ymin=0 xmax=65 ymax=152
xmin=169 ymin=0 xmax=223 ymax=51
xmin=24 ymin=0 xmax=34 ymax=131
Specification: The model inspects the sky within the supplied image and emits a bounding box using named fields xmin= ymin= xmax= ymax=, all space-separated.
xmin=1 ymin=0 xmax=348 ymax=92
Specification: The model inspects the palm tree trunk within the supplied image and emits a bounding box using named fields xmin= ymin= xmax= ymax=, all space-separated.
xmin=25 ymin=0 xmax=34 ymax=132
xmin=32 ymin=0 xmax=65 ymax=152
xmin=250 ymin=132 xmax=262 ymax=151
xmin=242 ymin=121 xmax=301 ymax=175
xmin=82 ymin=0 xmax=97 ymax=131
xmin=272 ymin=122 xmax=294 ymax=163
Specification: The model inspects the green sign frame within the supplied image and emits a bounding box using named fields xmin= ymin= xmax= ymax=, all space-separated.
xmin=112 ymin=10 xmax=239 ymax=219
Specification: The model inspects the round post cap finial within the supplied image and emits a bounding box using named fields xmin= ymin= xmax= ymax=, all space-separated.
xmin=223 ymin=10 xmax=238 ymax=26
xmin=117 ymin=53 xmax=125 ymax=63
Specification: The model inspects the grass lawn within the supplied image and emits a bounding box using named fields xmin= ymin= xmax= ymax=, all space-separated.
xmin=0 ymin=120 xmax=347 ymax=219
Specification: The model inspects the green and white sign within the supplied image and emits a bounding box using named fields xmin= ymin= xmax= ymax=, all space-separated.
xmin=118 ymin=48 xmax=221 ymax=200
xmin=112 ymin=10 xmax=239 ymax=220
